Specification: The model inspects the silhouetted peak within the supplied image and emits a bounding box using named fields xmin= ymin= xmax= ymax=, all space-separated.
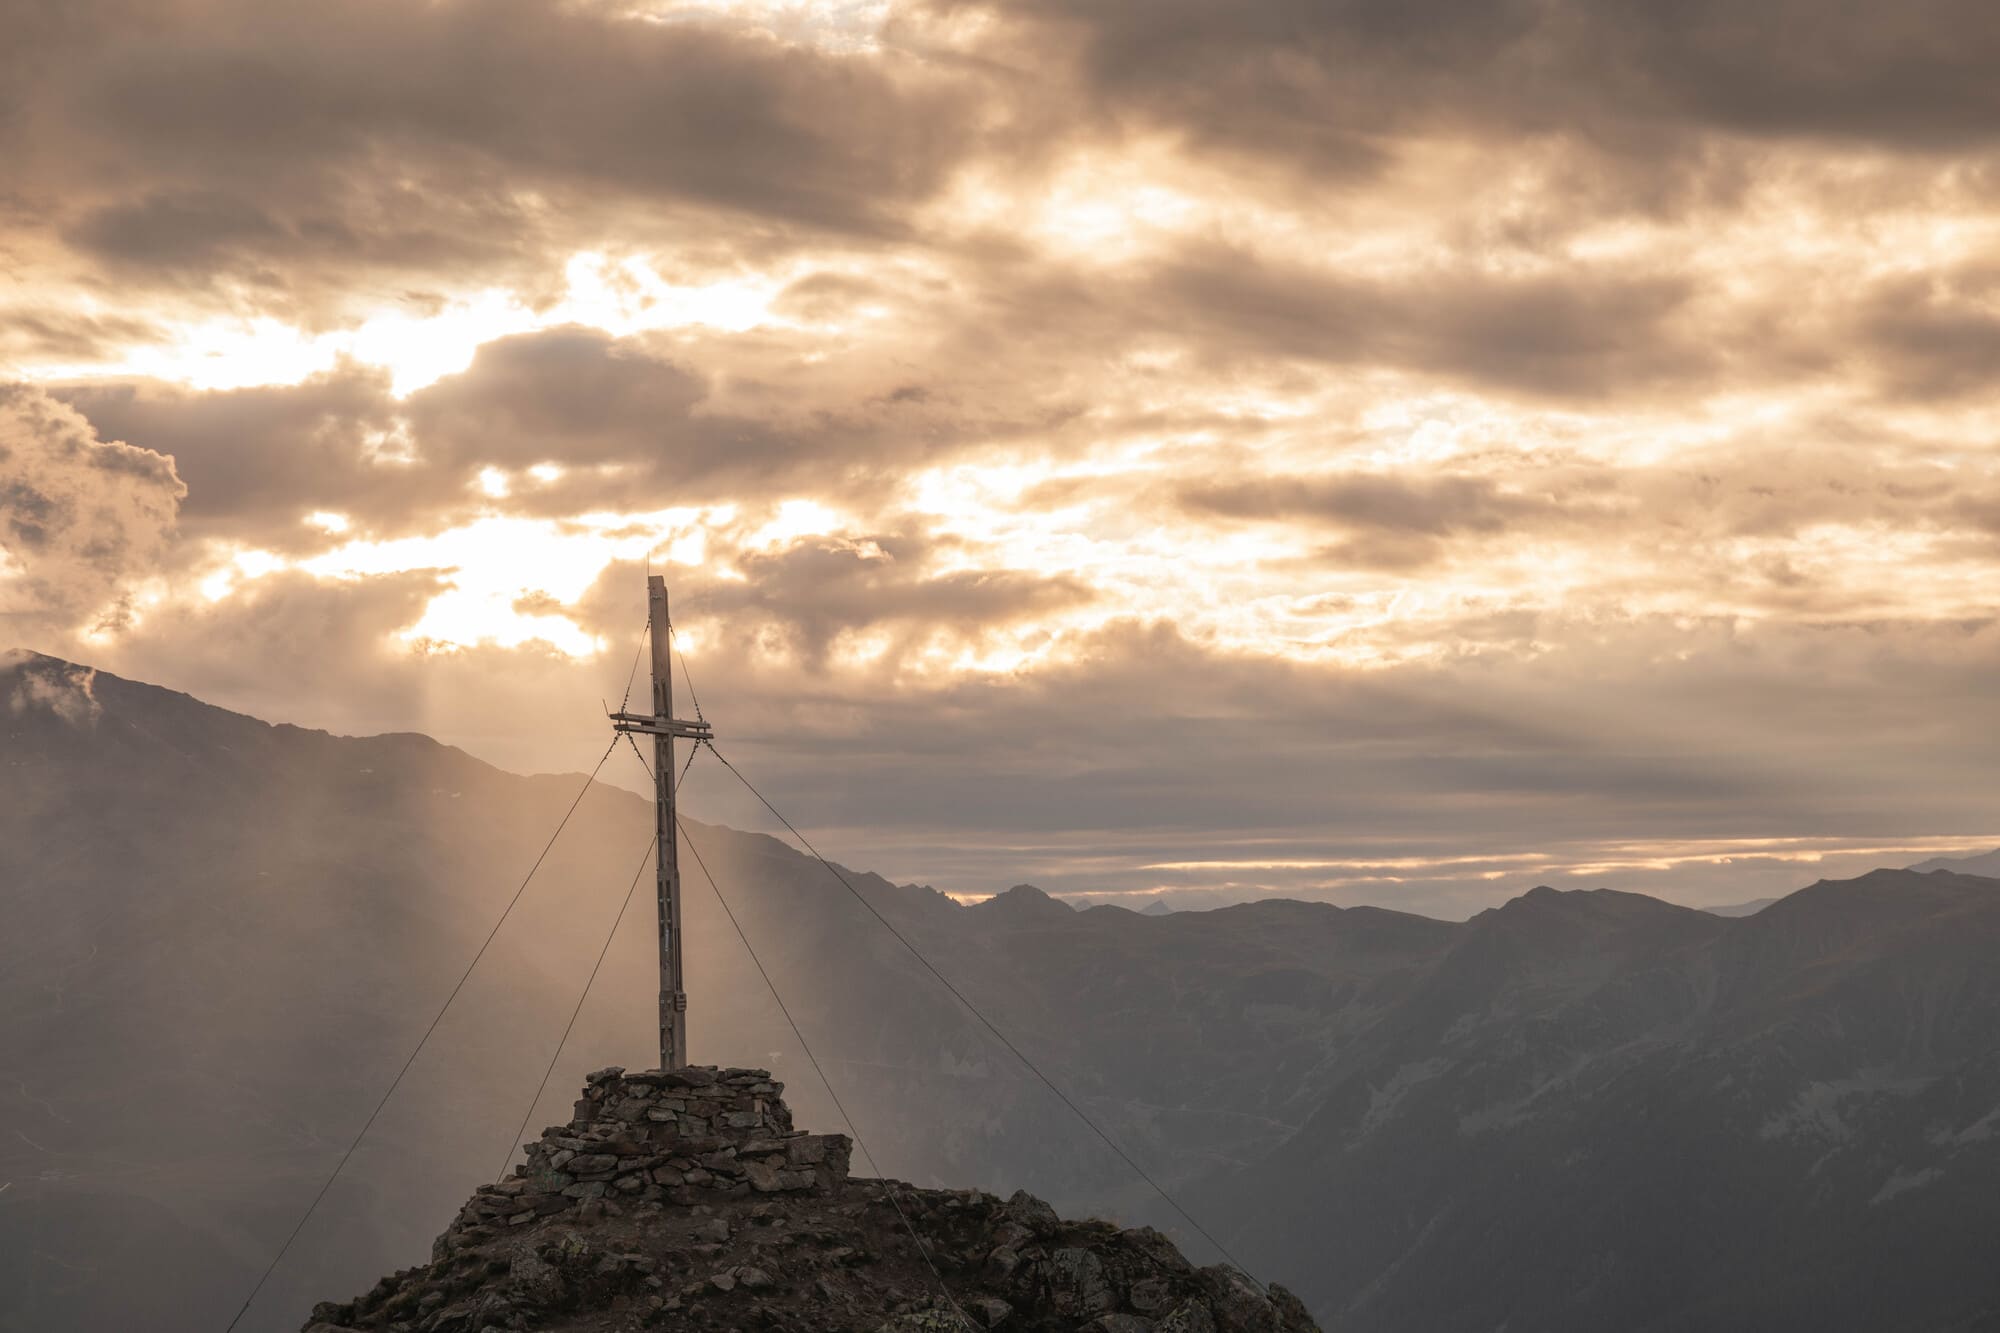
xmin=1765 ymin=865 xmax=1996 ymax=922
xmin=1450 ymin=886 xmax=1717 ymax=969
xmin=1908 ymin=846 xmax=2000 ymax=876
xmin=1485 ymin=884 xmax=1696 ymax=926
xmin=972 ymin=883 xmax=1075 ymax=917
xmin=2 ymin=648 xmax=70 ymax=671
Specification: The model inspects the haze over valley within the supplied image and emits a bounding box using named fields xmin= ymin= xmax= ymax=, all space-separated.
xmin=7 ymin=656 xmax=2000 ymax=1331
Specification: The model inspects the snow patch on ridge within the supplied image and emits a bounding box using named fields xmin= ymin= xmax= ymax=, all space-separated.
xmin=1870 ymin=1166 xmax=1943 ymax=1205
xmin=1758 ymin=1070 xmax=1935 ymax=1144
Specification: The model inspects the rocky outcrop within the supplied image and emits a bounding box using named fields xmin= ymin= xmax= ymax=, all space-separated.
xmin=436 ymin=1066 xmax=845 ymax=1239
xmin=304 ymin=1066 xmax=1317 ymax=1333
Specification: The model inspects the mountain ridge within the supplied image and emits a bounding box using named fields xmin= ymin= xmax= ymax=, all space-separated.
xmin=8 ymin=652 xmax=2000 ymax=1331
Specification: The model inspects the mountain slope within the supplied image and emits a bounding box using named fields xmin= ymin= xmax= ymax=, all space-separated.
xmin=8 ymin=653 xmax=2000 ymax=1333
xmin=0 ymin=655 xmax=1427 ymax=1330
xmin=1203 ymin=870 xmax=2000 ymax=1332
xmin=2 ymin=654 xmax=661 ymax=1331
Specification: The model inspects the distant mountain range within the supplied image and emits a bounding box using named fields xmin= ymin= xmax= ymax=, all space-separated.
xmin=4 ymin=653 xmax=1998 ymax=1332
xmin=1700 ymin=896 xmax=1779 ymax=916
xmin=1910 ymin=846 xmax=2000 ymax=877
xmin=1201 ymin=871 xmax=2000 ymax=1331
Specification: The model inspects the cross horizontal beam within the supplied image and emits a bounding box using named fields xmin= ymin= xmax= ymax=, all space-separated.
xmin=609 ymin=711 xmax=714 ymax=740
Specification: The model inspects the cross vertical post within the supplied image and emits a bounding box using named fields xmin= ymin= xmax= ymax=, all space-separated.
xmin=648 ymin=577 xmax=684 ymax=1070
xmin=611 ymin=575 xmax=713 ymax=1070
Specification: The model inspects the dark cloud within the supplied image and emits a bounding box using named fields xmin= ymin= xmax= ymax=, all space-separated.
xmin=5 ymin=0 xmax=985 ymax=312
xmin=938 ymin=0 xmax=2000 ymax=177
xmin=1147 ymin=244 xmax=1708 ymax=396
xmin=0 ymin=305 xmax=164 ymax=362
xmin=407 ymin=328 xmax=710 ymax=472
xmin=1951 ymin=493 xmax=2000 ymax=541
xmin=1599 ymin=1 xmax=2000 ymax=149
xmin=1183 ymin=473 xmax=1579 ymax=536
xmin=1854 ymin=272 xmax=2000 ymax=401
xmin=59 ymin=369 xmax=408 ymax=549
xmin=65 ymin=189 xmax=285 ymax=269
xmin=688 ymin=535 xmax=1095 ymax=665
xmin=1178 ymin=471 xmax=1608 ymax=573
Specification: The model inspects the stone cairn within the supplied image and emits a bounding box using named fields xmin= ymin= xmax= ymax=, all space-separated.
xmin=312 ymin=1066 xmax=1321 ymax=1332
xmin=438 ymin=1065 xmax=851 ymax=1254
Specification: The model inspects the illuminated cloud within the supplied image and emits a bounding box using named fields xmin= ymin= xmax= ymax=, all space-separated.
xmin=0 ymin=384 xmax=185 ymax=636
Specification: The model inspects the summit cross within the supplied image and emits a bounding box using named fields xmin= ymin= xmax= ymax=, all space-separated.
xmin=609 ymin=575 xmax=714 ymax=1069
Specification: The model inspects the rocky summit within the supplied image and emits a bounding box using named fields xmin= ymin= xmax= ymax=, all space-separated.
xmin=303 ymin=1066 xmax=1317 ymax=1333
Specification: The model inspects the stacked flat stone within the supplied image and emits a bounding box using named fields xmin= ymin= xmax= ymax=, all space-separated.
xmin=437 ymin=1066 xmax=851 ymax=1256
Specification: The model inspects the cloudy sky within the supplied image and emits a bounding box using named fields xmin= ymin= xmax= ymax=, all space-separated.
xmin=5 ymin=0 xmax=2000 ymax=915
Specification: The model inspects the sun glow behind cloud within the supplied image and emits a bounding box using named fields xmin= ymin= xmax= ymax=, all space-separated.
xmin=164 ymin=399 xmax=2000 ymax=681
xmin=35 ymin=253 xmax=796 ymax=397
xmin=298 ymin=516 xmax=663 ymax=654
xmin=628 ymin=0 xmax=892 ymax=51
